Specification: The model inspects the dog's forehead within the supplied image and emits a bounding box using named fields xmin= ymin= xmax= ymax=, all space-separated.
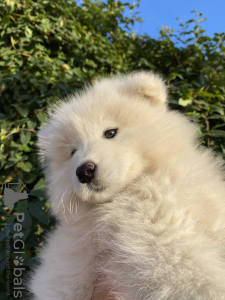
xmin=57 ymin=86 xmax=154 ymax=142
xmin=60 ymin=99 xmax=117 ymax=140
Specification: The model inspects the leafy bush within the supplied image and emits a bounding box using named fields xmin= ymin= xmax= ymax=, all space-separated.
xmin=0 ymin=1 xmax=224 ymax=299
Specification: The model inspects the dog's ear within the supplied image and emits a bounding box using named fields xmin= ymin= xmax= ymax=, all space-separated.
xmin=120 ymin=72 xmax=168 ymax=107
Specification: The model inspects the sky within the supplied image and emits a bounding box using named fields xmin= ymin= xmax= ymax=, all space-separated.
xmin=128 ymin=0 xmax=225 ymax=39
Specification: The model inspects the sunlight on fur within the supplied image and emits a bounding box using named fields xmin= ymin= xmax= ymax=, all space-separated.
xmin=30 ymin=72 xmax=225 ymax=300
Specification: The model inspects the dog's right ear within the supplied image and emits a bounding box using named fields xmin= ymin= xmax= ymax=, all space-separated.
xmin=119 ymin=72 xmax=168 ymax=107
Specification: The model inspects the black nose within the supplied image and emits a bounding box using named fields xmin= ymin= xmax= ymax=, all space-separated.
xmin=76 ymin=162 xmax=96 ymax=184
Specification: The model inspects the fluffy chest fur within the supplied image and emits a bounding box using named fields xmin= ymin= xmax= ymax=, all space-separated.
xmin=89 ymin=173 xmax=225 ymax=300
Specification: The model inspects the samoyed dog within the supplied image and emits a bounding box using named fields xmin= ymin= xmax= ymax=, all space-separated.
xmin=30 ymin=72 xmax=225 ymax=300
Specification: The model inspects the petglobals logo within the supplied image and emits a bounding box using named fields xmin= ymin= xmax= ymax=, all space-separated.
xmin=3 ymin=182 xmax=29 ymax=299
xmin=13 ymin=212 xmax=26 ymax=298
xmin=3 ymin=184 xmax=28 ymax=209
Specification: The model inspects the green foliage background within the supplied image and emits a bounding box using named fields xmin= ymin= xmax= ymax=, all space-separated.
xmin=0 ymin=0 xmax=224 ymax=298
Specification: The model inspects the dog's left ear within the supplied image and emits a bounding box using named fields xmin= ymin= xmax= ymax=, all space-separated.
xmin=120 ymin=72 xmax=168 ymax=107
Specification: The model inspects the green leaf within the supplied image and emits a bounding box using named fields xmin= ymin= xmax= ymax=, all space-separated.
xmin=167 ymin=72 xmax=183 ymax=83
xmin=25 ymin=26 xmax=33 ymax=38
xmin=209 ymin=105 xmax=224 ymax=115
xmin=30 ymin=178 xmax=47 ymax=199
xmin=18 ymin=144 xmax=32 ymax=152
xmin=23 ymin=211 xmax=33 ymax=228
xmin=26 ymin=120 xmax=37 ymax=129
xmin=20 ymin=131 xmax=31 ymax=145
xmin=16 ymin=107 xmax=29 ymax=118
xmin=29 ymin=202 xmax=49 ymax=225
xmin=178 ymin=98 xmax=192 ymax=107
xmin=208 ymin=130 xmax=225 ymax=138
xmin=15 ymin=199 xmax=28 ymax=212
xmin=36 ymin=111 xmax=47 ymax=123
xmin=17 ymin=162 xmax=33 ymax=172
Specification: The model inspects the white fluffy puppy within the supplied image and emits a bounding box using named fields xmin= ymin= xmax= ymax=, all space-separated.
xmin=30 ymin=72 xmax=225 ymax=300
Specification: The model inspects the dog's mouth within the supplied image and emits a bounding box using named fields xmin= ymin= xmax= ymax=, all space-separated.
xmin=87 ymin=182 xmax=106 ymax=193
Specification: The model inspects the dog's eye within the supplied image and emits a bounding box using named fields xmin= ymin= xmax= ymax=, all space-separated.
xmin=71 ymin=149 xmax=76 ymax=156
xmin=104 ymin=129 xmax=118 ymax=139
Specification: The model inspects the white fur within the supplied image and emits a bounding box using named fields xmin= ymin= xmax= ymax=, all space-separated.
xmin=30 ymin=72 xmax=225 ymax=300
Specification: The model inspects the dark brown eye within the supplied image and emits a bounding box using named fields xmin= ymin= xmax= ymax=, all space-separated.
xmin=71 ymin=149 xmax=76 ymax=156
xmin=104 ymin=129 xmax=118 ymax=139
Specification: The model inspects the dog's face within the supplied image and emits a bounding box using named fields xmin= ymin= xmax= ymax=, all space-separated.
xmin=63 ymin=115 xmax=145 ymax=204
xmin=38 ymin=72 xmax=173 ymax=215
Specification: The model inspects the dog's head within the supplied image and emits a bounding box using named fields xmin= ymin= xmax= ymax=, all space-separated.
xmin=38 ymin=72 xmax=195 ymax=216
